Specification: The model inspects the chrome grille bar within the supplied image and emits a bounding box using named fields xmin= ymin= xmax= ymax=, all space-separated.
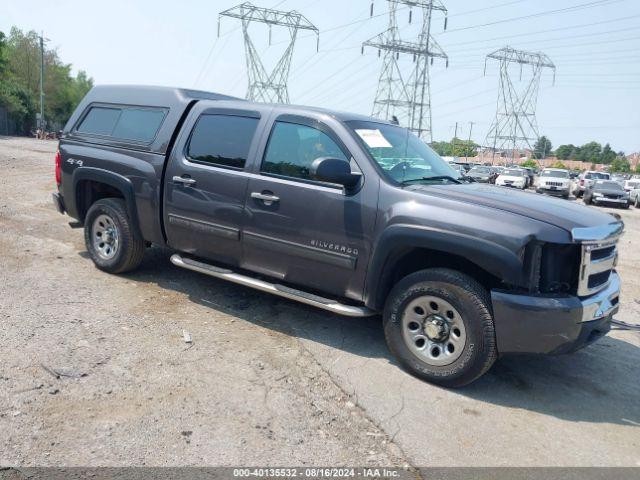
xmin=573 ymin=223 xmax=624 ymax=297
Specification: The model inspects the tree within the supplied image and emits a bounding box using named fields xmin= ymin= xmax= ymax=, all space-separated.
xmin=576 ymin=141 xmax=602 ymax=163
xmin=533 ymin=136 xmax=552 ymax=159
xmin=551 ymin=161 xmax=568 ymax=169
xmin=635 ymin=163 xmax=640 ymax=174
xmin=520 ymin=159 xmax=538 ymax=168
xmin=609 ymin=157 xmax=631 ymax=173
xmin=0 ymin=30 xmax=36 ymax=134
xmin=430 ymin=137 xmax=478 ymax=158
xmin=555 ymin=144 xmax=576 ymax=160
xmin=0 ymin=27 xmax=93 ymax=133
xmin=601 ymin=143 xmax=617 ymax=164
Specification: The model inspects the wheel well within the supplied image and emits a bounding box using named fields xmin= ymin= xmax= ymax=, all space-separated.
xmin=374 ymin=247 xmax=502 ymax=309
xmin=76 ymin=180 xmax=125 ymax=222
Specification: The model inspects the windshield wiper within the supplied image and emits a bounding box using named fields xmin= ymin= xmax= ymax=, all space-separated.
xmin=401 ymin=175 xmax=462 ymax=185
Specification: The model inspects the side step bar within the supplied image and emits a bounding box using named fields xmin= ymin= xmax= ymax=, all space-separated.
xmin=170 ymin=254 xmax=377 ymax=318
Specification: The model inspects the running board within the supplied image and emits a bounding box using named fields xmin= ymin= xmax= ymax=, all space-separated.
xmin=170 ymin=254 xmax=376 ymax=318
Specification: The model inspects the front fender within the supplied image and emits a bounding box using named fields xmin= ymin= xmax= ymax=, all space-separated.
xmin=363 ymin=224 xmax=529 ymax=310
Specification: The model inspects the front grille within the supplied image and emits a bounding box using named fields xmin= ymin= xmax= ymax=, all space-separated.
xmin=604 ymin=194 xmax=621 ymax=199
xmin=545 ymin=181 xmax=564 ymax=187
xmin=578 ymin=240 xmax=618 ymax=296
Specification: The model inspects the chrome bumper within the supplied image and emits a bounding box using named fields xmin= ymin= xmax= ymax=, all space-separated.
xmin=580 ymin=271 xmax=620 ymax=322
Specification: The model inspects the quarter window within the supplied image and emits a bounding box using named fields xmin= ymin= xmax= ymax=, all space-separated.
xmin=77 ymin=105 xmax=166 ymax=143
xmin=187 ymin=114 xmax=260 ymax=169
xmin=262 ymin=121 xmax=347 ymax=180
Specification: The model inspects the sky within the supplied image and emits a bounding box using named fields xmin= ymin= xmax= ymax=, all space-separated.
xmin=3 ymin=0 xmax=640 ymax=153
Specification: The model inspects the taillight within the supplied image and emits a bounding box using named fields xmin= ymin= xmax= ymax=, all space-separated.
xmin=55 ymin=150 xmax=61 ymax=185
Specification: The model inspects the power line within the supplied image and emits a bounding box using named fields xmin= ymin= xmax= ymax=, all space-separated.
xmin=441 ymin=13 xmax=640 ymax=47
xmin=442 ymin=0 xmax=625 ymax=34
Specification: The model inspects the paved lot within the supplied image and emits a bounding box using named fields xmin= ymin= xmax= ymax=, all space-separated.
xmin=1 ymin=136 xmax=639 ymax=467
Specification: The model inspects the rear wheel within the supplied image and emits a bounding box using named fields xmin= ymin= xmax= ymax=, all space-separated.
xmin=383 ymin=268 xmax=497 ymax=388
xmin=635 ymin=196 xmax=640 ymax=208
xmin=84 ymin=198 xmax=146 ymax=274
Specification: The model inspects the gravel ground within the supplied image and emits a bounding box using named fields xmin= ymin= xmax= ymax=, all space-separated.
xmin=0 ymin=136 xmax=638 ymax=468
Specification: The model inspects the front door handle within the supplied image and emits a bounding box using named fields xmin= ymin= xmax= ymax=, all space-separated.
xmin=173 ymin=176 xmax=197 ymax=187
xmin=251 ymin=192 xmax=280 ymax=205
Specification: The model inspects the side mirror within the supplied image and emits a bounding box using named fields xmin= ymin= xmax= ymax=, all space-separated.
xmin=311 ymin=157 xmax=361 ymax=188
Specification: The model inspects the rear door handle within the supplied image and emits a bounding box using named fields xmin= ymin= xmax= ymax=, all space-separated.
xmin=173 ymin=176 xmax=197 ymax=186
xmin=251 ymin=192 xmax=280 ymax=205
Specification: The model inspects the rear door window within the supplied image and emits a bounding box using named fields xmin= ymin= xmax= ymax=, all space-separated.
xmin=187 ymin=114 xmax=260 ymax=169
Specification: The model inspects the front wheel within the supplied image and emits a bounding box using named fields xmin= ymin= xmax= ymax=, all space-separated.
xmin=383 ymin=268 xmax=497 ymax=388
xmin=84 ymin=198 xmax=146 ymax=274
xmin=635 ymin=197 xmax=640 ymax=208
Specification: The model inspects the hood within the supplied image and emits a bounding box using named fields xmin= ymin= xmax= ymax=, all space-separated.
xmin=593 ymin=188 xmax=627 ymax=196
xmin=540 ymin=177 xmax=570 ymax=184
xmin=498 ymin=175 xmax=524 ymax=181
xmin=406 ymin=183 xmax=619 ymax=231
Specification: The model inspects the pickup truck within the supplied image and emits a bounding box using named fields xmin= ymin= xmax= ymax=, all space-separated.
xmin=52 ymin=85 xmax=623 ymax=387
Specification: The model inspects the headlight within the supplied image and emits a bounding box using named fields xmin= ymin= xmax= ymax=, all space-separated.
xmin=593 ymin=192 xmax=603 ymax=197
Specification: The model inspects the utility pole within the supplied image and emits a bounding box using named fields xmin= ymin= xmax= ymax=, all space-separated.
xmin=219 ymin=2 xmax=319 ymax=104
xmin=452 ymin=121 xmax=458 ymax=157
xmin=466 ymin=121 xmax=474 ymax=161
xmin=39 ymin=32 xmax=45 ymax=136
xmin=362 ymin=0 xmax=448 ymax=142
xmin=484 ymin=47 xmax=555 ymax=164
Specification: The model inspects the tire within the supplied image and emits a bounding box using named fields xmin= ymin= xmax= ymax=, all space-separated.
xmin=563 ymin=193 xmax=570 ymax=200
xmin=584 ymin=196 xmax=591 ymax=205
xmin=84 ymin=198 xmax=146 ymax=274
xmin=575 ymin=190 xmax=583 ymax=198
xmin=383 ymin=268 xmax=497 ymax=388
xmin=635 ymin=197 xmax=640 ymax=209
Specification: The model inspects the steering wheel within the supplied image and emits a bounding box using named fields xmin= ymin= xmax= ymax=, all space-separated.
xmin=389 ymin=162 xmax=413 ymax=175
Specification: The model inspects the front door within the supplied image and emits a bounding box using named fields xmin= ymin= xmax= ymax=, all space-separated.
xmin=164 ymin=110 xmax=261 ymax=266
xmin=242 ymin=116 xmax=376 ymax=301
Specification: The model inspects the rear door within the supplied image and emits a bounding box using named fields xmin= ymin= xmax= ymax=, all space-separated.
xmin=163 ymin=106 xmax=264 ymax=266
xmin=241 ymin=114 xmax=377 ymax=301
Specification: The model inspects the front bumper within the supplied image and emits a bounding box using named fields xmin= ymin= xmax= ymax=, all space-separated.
xmin=491 ymin=271 xmax=620 ymax=355
xmin=592 ymin=196 xmax=629 ymax=205
xmin=538 ymin=186 xmax=569 ymax=196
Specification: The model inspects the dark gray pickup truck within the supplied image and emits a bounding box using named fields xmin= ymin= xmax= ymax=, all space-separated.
xmin=52 ymin=85 xmax=623 ymax=387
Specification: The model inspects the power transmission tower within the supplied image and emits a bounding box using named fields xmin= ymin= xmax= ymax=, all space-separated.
xmin=362 ymin=0 xmax=448 ymax=142
xmin=484 ymin=47 xmax=555 ymax=163
xmin=219 ymin=2 xmax=319 ymax=104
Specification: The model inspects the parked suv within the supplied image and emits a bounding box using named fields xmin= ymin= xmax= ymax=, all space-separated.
xmin=536 ymin=168 xmax=571 ymax=199
xmin=52 ymin=86 xmax=623 ymax=387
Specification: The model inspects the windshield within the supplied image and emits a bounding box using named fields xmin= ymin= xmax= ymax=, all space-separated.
xmin=587 ymin=172 xmax=610 ymax=179
xmin=346 ymin=121 xmax=461 ymax=183
xmin=470 ymin=167 xmax=491 ymax=175
xmin=595 ymin=181 xmax=623 ymax=190
xmin=503 ymin=169 xmax=523 ymax=176
xmin=541 ymin=170 xmax=569 ymax=178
